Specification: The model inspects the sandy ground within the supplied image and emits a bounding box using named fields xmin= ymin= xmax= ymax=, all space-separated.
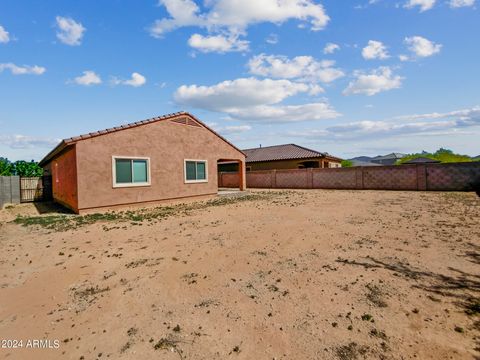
xmin=0 ymin=189 xmax=479 ymax=360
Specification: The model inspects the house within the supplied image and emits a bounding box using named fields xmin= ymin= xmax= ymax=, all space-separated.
xmin=39 ymin=112 xmax=246 ymax=214
xmin=350 ymin=160 xmax=382 ymax=167
xmin=402 ymin=157 xmax=441 ymax=164
xmin=242 ymin=144 xmax=342 ymax=171
xmin=370 ymin=153 xmax=406 ymax=165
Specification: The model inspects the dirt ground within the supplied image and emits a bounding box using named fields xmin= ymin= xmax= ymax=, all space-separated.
xmin=0 ymin=190 xmax=479 ymax=360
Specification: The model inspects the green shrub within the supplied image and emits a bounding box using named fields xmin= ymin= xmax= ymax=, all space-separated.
xmin=397 ymin=148 xmax=473 ymax=165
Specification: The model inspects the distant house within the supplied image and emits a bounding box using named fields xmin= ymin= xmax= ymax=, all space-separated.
xmin=370 ymin=153 xmax=406 ymax=166
xmin=39 ymin=112 xmax=246 ymax=214
xmin=241 ymin=144 xmax=342 ymax=171
xmin=402 ymin=157 xmax=440 ymax=164
xmin=350 ymin=160 xmax=382 ymax=167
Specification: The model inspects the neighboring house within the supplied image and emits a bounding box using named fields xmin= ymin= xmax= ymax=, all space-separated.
xmin=242 ymin=144 xmax=342 ymax=171
xmin=350 ymin=156 xmax=374 ymax=163
xmin=350 ymin=160 xmax=382 ymax=167
xmin=370 ymin=153 xmax=406 ymax=165
xmin=402 ymin=157 xmax=441 ymax=164
xmin=39 ymin=112 xmax=246 ymax=214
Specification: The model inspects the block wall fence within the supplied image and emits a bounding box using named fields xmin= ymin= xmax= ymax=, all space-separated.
xmin=0 ymin=176 xmax=20 ymax=209
xmin=218 ymin=162 xmax=480 ymax=191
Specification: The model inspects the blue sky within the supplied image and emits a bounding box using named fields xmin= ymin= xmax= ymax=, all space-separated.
xmin=1 ymin=0 xmax=479 ymax=161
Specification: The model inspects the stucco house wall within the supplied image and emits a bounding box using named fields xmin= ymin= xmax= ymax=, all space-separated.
xmin=40 ymin=113 xmax=246 ymax=213
xmin=51 ymin=146 xmax=78 ymax=212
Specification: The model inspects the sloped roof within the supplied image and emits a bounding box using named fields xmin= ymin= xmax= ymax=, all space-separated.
xmin=372 ymin=152 xmax=406 ymax=161
xmin=39 ymin=112 xmax=243 ymax=166
xmin=243 ymin=144 xmax=342 ymax=163
xmin=403 ymin=157 xmax=440 ymax=164
xmin=350 ymin=160 xmax=382 ymax=167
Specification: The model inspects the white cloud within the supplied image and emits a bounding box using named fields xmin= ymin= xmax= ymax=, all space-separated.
xmin=150 ymin=0 xmax=330 ymax=38
xmin=265 ymin=33 xmax=279 ymax=44
xmin=323 ymin=42 xmax=340 ymax=54
xmin=112 ymin=72 xmax=147 ymax=87
xmin=227 ymin=102 xmax=340 ymax=122
xmin=0 ymin=25 xmax=10 ymax=43
xmin=247 ymin=54 xmax=344 ymax=83
xmin=188 ymin=33 xmax=249 ymax=53
xmin=55 ymin=16 xmax=85 ymax=46
xmin=404 ymin=0 xmax=436 ymax=12
xmin=449 ymin=0 xmax=475 ymax=7
xmin=404 ymin=36 xmax=442 ymax=57
xmin=0 ymin=135 xmax=60 ymax=149
xmin=343 ymin=66 xmax=403 ymax=96
xmin=0 ymin=63 xmax=46 ymax=75
xmin=174 ymin=77 xmax=310 ymax=111
xmin=73 ymin=71 xmax=102 ymax=86
xmin=362 ymin=40 xmax=389 ymax=60
xmin=174 ymin=77 xmax=339 ymax=123
xmin=290 ymin=106 xmax=480 ymax=140
xmin=209 ymin=123 xmax=252 ymax=135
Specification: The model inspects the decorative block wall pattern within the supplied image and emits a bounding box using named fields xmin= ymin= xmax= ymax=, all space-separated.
xmin=218 ymin=172 xmax=240 ymax=188
xmin=426 ymin=162 xmax=480 ymax=190
xmin=312 ymin=168 xmax=357 ymax=189
xmin=363 ymin=166 xmax=418 ymax=190
xmin=221 ymin=162 xmax=480 ymax=192
xmin=275 ymin=170 xmax=309 ymax=188
xmin=246 ymin=171 xmax=273 ymax=188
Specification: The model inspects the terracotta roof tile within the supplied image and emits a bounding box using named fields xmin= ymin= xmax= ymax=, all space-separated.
xmin=243 ymin=144 xmax=341 ymax=163
xmin=39 ymin=111 xmax=244 ymax=166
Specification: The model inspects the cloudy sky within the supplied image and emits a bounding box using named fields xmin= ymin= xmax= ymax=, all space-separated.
xmin=1 ymin=0 xmax=479 ymax=161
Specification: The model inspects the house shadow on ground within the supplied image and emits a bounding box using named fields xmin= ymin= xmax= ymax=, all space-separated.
xmin=33 ymin=201 xmax=74 ymax=215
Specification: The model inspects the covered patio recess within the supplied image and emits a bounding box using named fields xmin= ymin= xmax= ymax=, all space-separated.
xmin=217 ymin=159 xmax=246 ymax=192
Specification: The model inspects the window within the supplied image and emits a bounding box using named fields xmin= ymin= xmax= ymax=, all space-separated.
xmin=112 ymin=157 xmax=150 ymax=187
xmin=184 ymin=160 xmax=208 ymax=183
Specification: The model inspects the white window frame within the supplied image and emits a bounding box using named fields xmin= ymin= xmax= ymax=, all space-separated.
xmin=112 ymin=156 xmax=151 ymax=188
xmin=184 ymin=159 xmax=208 ymax=184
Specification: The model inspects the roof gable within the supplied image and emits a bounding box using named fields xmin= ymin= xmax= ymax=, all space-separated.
xmin=39 ymin=112 xmax=243 ymax=166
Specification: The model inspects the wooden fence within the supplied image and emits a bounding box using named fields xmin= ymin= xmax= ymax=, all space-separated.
xmin=20 ymin=176 xmax=52 ymax=202
xmin=218 ymin=162 xmax=480 ymax=191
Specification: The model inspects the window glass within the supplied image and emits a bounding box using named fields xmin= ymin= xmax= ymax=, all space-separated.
xmin=133 ymin=160 xmax=147 ymax=183
xmin=196 ymin=162 xmax=206 ymax=180
xmin=186 ymin=161 xmax=196 ymax=181
xmin=116 ymin=159 xmax=132 ymax=183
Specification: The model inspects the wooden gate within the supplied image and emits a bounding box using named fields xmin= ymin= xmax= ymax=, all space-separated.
xmin=20 ymin=176 xmax=52 ymax=203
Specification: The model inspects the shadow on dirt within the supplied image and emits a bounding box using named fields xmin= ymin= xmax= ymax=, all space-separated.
xmin=464 ymin=242 xmax=480 ymax=265
xmin=336 ymin=257 xmax=480 ymax=314
xmin=33 ymin=201 xmax=73 ymax=215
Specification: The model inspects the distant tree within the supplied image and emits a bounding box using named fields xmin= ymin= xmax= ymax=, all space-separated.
xmin=0 ymin=158 xmax=43 ymax=176
xmin=397 ymin=148 xmax=472 ymax=165
xmin=341 ymin=160 xmax=353 ymax=168
xmin=12 ymin=160 xmax=43 ymax=177
xmin=0 ymin=158 xmax=13 ymax=176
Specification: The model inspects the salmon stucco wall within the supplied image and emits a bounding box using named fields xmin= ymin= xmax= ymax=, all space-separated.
xmin=74 ymin=117 xmax=245 ymax=211
xmin=50 ymin=146 xmax=78 ymax=212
